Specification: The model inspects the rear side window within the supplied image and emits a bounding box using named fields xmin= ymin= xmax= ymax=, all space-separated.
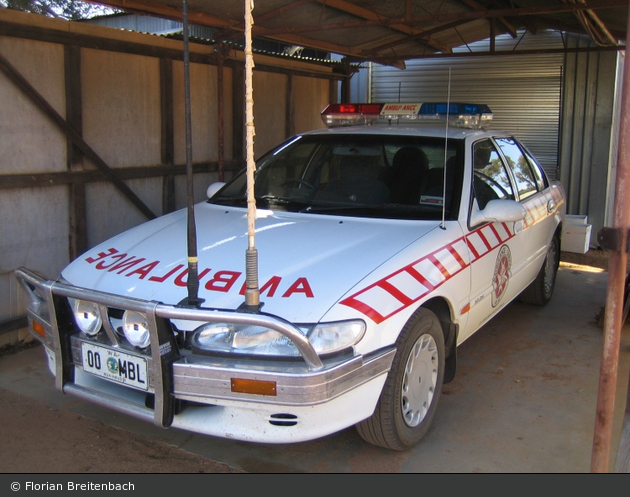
xmin=494 ymin=137 xmax=540 ymax=201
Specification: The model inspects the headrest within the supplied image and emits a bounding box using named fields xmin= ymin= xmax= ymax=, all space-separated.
xmin=393 ymin=147 xmax=429 ymax=171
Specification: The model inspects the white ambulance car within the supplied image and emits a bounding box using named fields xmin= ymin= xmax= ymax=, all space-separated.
xmin=16 ymin=102 xmax=566 ymax=450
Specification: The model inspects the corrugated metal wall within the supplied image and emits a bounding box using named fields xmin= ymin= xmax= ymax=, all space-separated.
xmin=370 ymin=31 xmax=565 ymax=179
xmin=560 ymin=34 xmax=621 ymax=240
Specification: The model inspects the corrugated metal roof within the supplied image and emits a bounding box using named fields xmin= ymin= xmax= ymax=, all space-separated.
xmin=86 ymin=0 xmax=628 ymax=68
xmin=85 ymin=13 xmax=339 ymax=65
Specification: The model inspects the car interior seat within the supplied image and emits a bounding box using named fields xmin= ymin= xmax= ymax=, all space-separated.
xmin=421 ymin=155 xmax=460 ymax=210
xmin=389 ymin=146 xmax=429 ymax=204
xmin=474 ymin=145 xmax=491 ymax=170
xmin=316 ymin=155 xmax=390 ymax=204
xmin=473 ymin=144 xmax=499 ymax=209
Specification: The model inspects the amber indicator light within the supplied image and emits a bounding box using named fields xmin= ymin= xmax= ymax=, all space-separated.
xmin=32 ymin=320 xmax=46 ymax=338
xmin=231 ymin=378 xmax=277 ymax=396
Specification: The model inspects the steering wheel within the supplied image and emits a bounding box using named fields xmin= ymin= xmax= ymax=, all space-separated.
xmin=281 ymin=178 xmax=316 ymax=189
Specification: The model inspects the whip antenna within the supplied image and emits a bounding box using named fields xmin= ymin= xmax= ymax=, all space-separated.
xmin=441 ymin=68 xmax=452 ymax=230
xmin=179 ymin=0 xmax=204 ymax=307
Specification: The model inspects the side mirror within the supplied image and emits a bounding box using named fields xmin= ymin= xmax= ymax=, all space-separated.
xmin=470 ymin=199 xmax=526 ymax=227
xmin=206 ymin=182 xmax=226 ymax=199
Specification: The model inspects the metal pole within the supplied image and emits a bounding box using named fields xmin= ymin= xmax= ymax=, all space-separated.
xmin=614 ymin=373 xmax=630 ymax=472
xmin=217 ymin=43 xmax=226 ymax=183
xmin=590 ymin=7 xmax=630 ymax=472
xmin=243 ymin=0 xmax=260 ymax=309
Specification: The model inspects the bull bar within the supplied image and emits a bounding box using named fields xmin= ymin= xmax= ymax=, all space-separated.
xmin=15 ymin=267 xmax=395 ymax=430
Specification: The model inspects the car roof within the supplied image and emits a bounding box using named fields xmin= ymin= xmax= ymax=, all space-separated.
xmin=301 ymin=124 xmax=509 ymax=141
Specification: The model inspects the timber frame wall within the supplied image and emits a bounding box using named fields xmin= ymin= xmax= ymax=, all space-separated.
xmin=0 ymin=9 xmax=340 ymax=343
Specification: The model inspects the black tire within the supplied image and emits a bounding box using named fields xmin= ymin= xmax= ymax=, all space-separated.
xmin=520 ymin=233 xmax=560 ymax=306
xmin=355 ymin=307 xmax=445 ymax=450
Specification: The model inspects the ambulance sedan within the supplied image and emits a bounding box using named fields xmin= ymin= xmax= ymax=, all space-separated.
xmin=16 ymin=103 xmax=565 ymax=450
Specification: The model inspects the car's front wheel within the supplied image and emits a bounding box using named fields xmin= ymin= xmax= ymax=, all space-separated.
xmin=520 ymin=233 xmax=560 ymax=305
xmin=356 ymin=307 xmax=445 ymax=450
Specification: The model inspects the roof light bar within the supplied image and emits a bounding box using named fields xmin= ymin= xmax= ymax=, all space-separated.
xmin=321 ymin=102 xmax=493 ymax=129
xmin=418 ymin=102 xmax=493 ymax=129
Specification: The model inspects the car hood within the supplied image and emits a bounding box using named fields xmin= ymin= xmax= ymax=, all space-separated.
xmin=62 ymin=202 xmax=438 ymax=323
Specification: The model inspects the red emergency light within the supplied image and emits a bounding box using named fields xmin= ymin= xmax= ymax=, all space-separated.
xmin=320 ymin=103 xmax=384 ymax=126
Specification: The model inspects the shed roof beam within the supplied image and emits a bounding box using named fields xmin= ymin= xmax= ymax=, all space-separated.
xmin=457 ymin=0 xmax=518 ymax=38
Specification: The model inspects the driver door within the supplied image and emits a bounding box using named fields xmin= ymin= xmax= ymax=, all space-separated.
xmin=462 ymin=138 xmax=526 ymax=340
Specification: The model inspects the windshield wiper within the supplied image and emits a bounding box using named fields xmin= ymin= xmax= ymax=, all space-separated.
xmin=301 ymin=203 xmax=447 ymax=220
xmin=258 ymin=194 xmax=290 ymax=204
xmin=301 ymin=204 xmax=385 ymax=213
xmin=209 ymin=196 xmax=247 ymax=206
xmin=255 ymin=195 xmax=314 ymax=211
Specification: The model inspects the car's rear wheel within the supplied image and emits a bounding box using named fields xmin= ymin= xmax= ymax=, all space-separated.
xmin=356 ymin=308 xmax=445 ymax=450
xmin=520 ymin=233 xmax=560 ymax=305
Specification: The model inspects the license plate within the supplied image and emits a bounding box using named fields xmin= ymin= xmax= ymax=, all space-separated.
xmin=81 ymin=342 xmax=149 ymax=391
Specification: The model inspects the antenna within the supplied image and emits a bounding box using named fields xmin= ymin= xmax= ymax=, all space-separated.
xmin=179 ymin=0 xmax=204 ymax=308
xmin=440 ymin=68 xmax=451 ymax=230
xmin=242 ymin=0 xmax=262 ymax=312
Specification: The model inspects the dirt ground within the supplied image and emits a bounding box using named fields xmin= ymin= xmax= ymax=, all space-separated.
xmin=559 ymin=248 xmax=611 ymax=271
xmin=1 ymin=351 xmax=243 ymax=474
xmin=0 ymin=249 xmax=615 ymax=474
xmin=0 ymin=384 xmax=243 ymax=474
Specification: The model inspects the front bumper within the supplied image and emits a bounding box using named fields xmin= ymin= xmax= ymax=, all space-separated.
xmin=16 ymin=268 xmax=395 ymax=443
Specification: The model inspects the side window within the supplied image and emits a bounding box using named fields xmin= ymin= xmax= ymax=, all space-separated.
xmin=472 ymin=139 xmax=514 ymax=209
xmin=495 ymin=137 xmax=540 ymax=201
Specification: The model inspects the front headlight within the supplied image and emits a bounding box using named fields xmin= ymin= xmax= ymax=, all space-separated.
xmin=69 ymin=298 xmax=102 ymax=336
xmin=308 ymin=321 xmax=365 ymax=354
xmin=192 ymin=320 xmax=365 ymax=357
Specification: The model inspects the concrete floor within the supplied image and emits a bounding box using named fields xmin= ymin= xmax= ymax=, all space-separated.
xmin=1 ymin=265 xmax=629 ymax=473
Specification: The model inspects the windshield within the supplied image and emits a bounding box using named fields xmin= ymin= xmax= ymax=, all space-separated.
xmin=211 ymin=134 xmax=464 ymax=220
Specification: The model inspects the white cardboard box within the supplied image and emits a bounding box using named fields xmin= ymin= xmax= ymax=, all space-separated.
xmin=562 ymin=215 xmax=592 ymax=254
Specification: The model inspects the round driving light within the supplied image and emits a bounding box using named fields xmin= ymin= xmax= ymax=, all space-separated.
xmin=122 ymin=311 xmax=150 ymax=348
xmin=71 ymin=299 xmax=102 ymax=337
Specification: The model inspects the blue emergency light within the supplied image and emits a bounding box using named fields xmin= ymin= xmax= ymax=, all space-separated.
xmin=418 ymin=102 xmax=492 ymax=116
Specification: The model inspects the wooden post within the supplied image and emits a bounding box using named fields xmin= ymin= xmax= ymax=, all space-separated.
xmin=65 ymin=44 xmax=87 ymax=260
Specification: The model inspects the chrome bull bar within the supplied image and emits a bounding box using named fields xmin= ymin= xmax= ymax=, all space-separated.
xmin=15 ymin=267 xmax=328 ymax=428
